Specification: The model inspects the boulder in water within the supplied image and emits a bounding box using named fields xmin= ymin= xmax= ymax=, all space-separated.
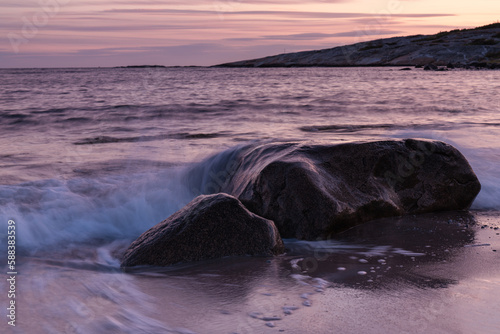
xmin=219 ymin=139 xmax=480 ymax=239
xmin=121 ymin=193 xmax=284 ymax=267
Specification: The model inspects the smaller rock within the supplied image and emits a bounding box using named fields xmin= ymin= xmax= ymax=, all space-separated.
xmin=121 ymin=193 xmax=285 ymax=267
xmin=400 ymin=67 xmax=412 ymax=71
xmin=283 ymin=306 xmax=299 ymax=315
xmin=424 ymin=64 xmax=438 ymax=71
xmin=469 ymin=62 xmax=488 ymax=69
xmin=249 ymin=312 xmax=262 ymax=319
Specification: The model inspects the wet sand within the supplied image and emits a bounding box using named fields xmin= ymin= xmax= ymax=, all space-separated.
xmin=7 ymin=211 xmax=500 ymax=334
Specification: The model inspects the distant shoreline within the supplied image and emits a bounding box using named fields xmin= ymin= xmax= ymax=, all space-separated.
xmin=216 ymin=22 xmax=500 ymax=69
xmin=1 ymin=64 xmax=499 ymax=70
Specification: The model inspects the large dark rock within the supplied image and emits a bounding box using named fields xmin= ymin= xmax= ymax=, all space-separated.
xmin=216 ymin=139 xmax=480 ymax=240
xmin=121 ymin=193 xmax=284 ymax=267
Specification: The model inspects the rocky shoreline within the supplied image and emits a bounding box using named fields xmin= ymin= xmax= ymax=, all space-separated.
xmin=121 ymin=139 xmax=481 ymax=268
xmin=216 ymin=23 xmax=500 ymax=69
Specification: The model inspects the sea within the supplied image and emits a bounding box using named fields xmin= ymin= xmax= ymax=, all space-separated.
xmin=0 ymin=67 xmax=499 ymax=333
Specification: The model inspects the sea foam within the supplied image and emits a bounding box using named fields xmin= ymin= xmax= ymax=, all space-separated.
xmin=0 ymin=168 xmax=193 ymax=251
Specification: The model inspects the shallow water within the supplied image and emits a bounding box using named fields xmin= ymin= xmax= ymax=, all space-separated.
xmin=3 ymin=212 xmax=499 ymax=333
xmin=1 ymin=67 xmax=499 ymax=333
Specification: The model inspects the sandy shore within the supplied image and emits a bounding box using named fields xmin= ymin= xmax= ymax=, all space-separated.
xmin=6 ymin=210 xmax=500 ymax=334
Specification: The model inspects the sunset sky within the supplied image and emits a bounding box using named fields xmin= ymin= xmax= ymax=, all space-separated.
xmin=1 ymin=0 xmax=499 ymax=68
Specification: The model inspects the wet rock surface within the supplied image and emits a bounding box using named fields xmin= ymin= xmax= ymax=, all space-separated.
xmin=221 ymin=139 xmax=481 ymax=239
xmin=121 ymin=193 xmax=285 ymax=267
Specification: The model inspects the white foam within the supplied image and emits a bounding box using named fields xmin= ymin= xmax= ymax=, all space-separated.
xmin=0 ymin=168 xmax=193 ymax=251
xmin=290 ymin=258 xmax=304 ymax=271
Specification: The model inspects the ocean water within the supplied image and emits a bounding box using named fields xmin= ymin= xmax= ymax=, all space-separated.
xmin=1 ymin=67 xmax=499 ymax=333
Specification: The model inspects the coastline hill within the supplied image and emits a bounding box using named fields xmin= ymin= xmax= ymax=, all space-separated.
xmin=216 ymin=23 xmax=500 ymax=68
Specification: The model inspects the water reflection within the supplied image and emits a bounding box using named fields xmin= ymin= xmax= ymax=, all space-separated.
xmin=282 ymin=211 xmax=476 ymax=289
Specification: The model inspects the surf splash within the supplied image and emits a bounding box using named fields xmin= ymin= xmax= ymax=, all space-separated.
xmin=1 ymin=137 xmax=498 ymax=252
xmin=0 ymin=169 xmax=192 ymax=251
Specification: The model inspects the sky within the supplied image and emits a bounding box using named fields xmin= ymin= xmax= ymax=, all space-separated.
xmin=0 ymin=0 xmax=499 ymax=68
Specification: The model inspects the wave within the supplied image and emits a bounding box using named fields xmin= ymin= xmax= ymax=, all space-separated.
xmin=300 ymin=123 xmax=459 ymax=133
xmin=2 ymin=113 xmax=30 ymax=119
xmin=459 ymin=147 xmax=500 ymax=210
xmin=74 ymin=132 xmax=225 ymax=145
xmin=300 ymin=124 xmax=395 ymax=133
xmin=30 ymin=108 xmax=68 ymax=114
xmin=0 ymin=169 xmax=194 ymax=251
xmin=62 ymin=117 xmax=93 ymax=123
xmin=182 ymin=143 xmax=250 ymax=195
xmin=0 ymin=142 xmax=252 ymax=251
xmin=4 ymin=104 xmax=237 ymax=128
xmin=0 ymin=143 xmax=254 ymax=251
xmin=300 ymin=122 xmax=500 ymax=134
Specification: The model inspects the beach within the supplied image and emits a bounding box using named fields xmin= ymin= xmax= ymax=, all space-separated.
xmin=6 ymin=211 xmax=499 ymax=333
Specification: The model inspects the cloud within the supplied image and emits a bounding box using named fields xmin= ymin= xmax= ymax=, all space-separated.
xmin=33 ymin=24 xmax=197 ymax=32
xmin=100 ymin=8 xmax=455 ymax=19
xmin=0 ymin=40 xmax=337 ymax=67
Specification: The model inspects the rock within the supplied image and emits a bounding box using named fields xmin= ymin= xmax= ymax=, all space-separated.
xmin=469 ymin=62 xmax=488 ymax=69
xmin=423 ymin=64 xmax=449 ymax=71
xmin=219 ymin=139 xmax=480 ymax=240
xmin=399 ymin=67 xmax=412 ymax=71
xmin=120 ymin=193 xmax=285 ymax=267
